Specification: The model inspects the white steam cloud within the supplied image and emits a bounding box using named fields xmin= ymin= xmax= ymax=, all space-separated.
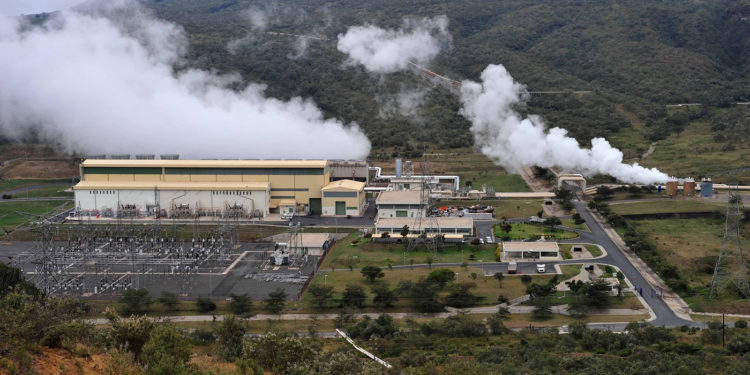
xmin=460 ymin=65 xmax=668 ymax=184
xmin=0 ymin=1 xmax=370 ymax=159
xmin=337 ymin=15 xmax=450 ymax=73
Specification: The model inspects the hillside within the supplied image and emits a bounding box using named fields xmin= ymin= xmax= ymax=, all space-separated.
xmin=143 ymin=0 xmax=749 ymax=157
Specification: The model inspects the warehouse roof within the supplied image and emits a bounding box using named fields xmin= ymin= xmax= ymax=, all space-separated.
xmin=73 ymin=181 xmax=270 ymax=191
xmin=503 ymin=242 xmax=559 ymax=251
xmin=375 ymin=217 xmax=473 ymax=230
xmin=81 ymin=159 xmax=329 ymax=169
xmin=375 ymin=190 xmax=423 ymax=205
xmin=322 ymin=179 xmax=365 ymax=191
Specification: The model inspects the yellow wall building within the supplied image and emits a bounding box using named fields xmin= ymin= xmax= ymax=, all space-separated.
xmin=74 ymin=159 xmax=364 ymax=218
xmin=321 ymin=179 xmax=366 ymax=216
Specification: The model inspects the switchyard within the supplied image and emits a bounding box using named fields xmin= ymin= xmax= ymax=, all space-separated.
xmin=1 ymin=222 xmax=319 ymax=300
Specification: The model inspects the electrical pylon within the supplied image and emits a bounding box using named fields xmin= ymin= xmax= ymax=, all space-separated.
xmin=710 ymin=188 xmax=749 ymax=298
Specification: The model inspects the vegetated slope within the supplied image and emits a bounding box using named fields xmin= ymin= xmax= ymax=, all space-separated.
xmin=144 ymin=0 xmax=748 ymax=153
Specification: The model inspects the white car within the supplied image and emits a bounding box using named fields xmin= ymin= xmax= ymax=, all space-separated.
xmin=485 ymin=236 xmax=494 ymax=244
xmin=536 ymin=264 xmax=546 ymax=273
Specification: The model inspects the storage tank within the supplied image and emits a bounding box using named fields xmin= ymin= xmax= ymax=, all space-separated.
xmin=684 ymin=178 xmax=696 ymax=197
xmin=395 ymin=158 xmax=403 ymax=178
xmin=700 ymin=178 xmax=713 ymax=198
xmin=666 ymin=178 xmax=679 ymax=197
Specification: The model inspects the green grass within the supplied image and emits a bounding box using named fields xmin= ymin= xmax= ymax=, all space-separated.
xmin=302 ymin=266 xmax=554 ymax=310
xmin=0 ymin=200 xmax=72 ymax=227
xmin=0 ymin=178 xmax=69 ymax=192
xmin=321 ymin=232 xmax=500 ymax=269
xmin=559 ymin=244 xmax=602 ymax=258
xmin=631 ymin=217 xmax=750 ymax=314
xmin=559 ymin=264 xmax=582 ymax=281
xmin=493 ymin=222 xmax=579 ymax=241
xmin=561 ymin=218 xmax=588 ymax=231
xmin=11 ymin=185 xmax=73 ymax=198
xmin=610 ymin=200 xmax=730 ymax=215
xmin=436 ymin=199 xmax=543 ymax=219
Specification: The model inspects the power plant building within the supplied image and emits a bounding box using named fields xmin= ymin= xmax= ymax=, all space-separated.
xmin=73 ymin=159 xmax=366 ymax=218
xmin=375 ymin=190 xmax=426 ymax=218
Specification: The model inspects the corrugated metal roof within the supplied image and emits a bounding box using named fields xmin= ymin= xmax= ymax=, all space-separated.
xmin=375 ymin=190 xmax=423 ymax=204
xmin=322 ymin=179 xmax=365 ymax=191
xmin=81 ymin=159 xmax=329 ymax=168
xmin=73 ymin=181 xmax=270 ymax=191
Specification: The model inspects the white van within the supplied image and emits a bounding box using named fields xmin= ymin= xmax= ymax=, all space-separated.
xmin=537 ymin=264 xmax=546 ymax=273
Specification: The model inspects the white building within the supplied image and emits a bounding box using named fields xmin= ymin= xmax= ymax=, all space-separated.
xmin=374 ymin=217 xmax=474 ymax=242
xmin=502 ymin=242 xmax=560 ymax=260
xmin=375 ymin=190 xmax=426 ymax=218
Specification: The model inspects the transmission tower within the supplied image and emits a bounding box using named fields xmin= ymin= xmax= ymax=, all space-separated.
xmin=406 ymin=155 xmax=442 ymax=259
xmin=710 ymin=188 xmax=749 ymax=298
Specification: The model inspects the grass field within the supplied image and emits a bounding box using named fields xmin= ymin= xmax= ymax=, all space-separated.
xmin=559 ymin=244 xmax=602 ymax=258
xmin=610 ymin=200 xmax=730 ymax=215
xmin=630 ymin=217 xmax=750 ymax=313
xmin=302 ymin=267 xmax=554 ymax=310
xmin=11 ymin=185 xmax=73 ymax=198
xmin=369 ymin=148 xmax=532 ymax=192
xmin=493 ymin=222 xmax=579 ymax=241
xmin=321 ymin=233 xmax=500 ymax=269
xmin=436 ymin=199 xmax=543 ymax=219
xmin=0 ymin=178 xmax=69 ymax=192
xmin=561 ymin=218 xmax=588 ymax=231
xmin=559 ymin=264 xmax=583 ymax=281
xmin=0 ymin=200 xmax=72 ymax=228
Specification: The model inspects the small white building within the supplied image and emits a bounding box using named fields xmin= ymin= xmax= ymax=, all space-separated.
xmin=283 ymin=233 xmax=332 ymax=256
xmin=375 ymin=190 xmax=426 ymax=218
xmin=502 ymin=241 xmax=560 ymax=260
xmin=374 ymin=216 xmax=474 ymax=242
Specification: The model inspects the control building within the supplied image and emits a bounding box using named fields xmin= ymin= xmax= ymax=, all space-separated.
xmin=73 ymin=159 xmax=365 ymax=218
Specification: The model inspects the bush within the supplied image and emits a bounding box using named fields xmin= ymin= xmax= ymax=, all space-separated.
xmin=119 ymin=288 xmax=153 ymax=315
xmin=157 ymin=291 xmax=179 ymax=311
xmin=40 ymin=322 xmax=90 ymax=349
xmin=346 ymin=314 xmax=398 ymax=339
xmin=735 ymin=320 xmax=748 ymax=329
xmin=141 ymin=325 xmax=195 ymax=373
xmin=521 ymin=275 xmax=532 ymax=284
xmin=426 ymin=268 xmax=456 ymax=287
xmin=196 ymin=297 xmax=217 ymax=313
xmin=106 ymin=310 xmax=155 ymax=359
xmin=728 ymin=334 xmax=750 ymax=354
xmin=229 ymin=293 xmax=253 ymax=316
xmin=215 ymin=315 xmax=246 ymax=361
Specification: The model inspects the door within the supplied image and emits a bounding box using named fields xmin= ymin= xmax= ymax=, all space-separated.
xmin=335 ymin=201 xmax=346 ymax=215
xmin=309 ymin=198 xmax=321 ymax=215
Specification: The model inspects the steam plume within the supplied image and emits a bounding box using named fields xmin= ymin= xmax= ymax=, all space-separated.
xmin=336 ymin=15 xmax=450 ymax=73
xmin=460 ymin=65 xmax=668 ymax=184
xmin=0 ymin=1 xmax=370 ymax=159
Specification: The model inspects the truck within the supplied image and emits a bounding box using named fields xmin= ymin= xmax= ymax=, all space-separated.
xmin=508 ymin=261 xmax=517 ymax=274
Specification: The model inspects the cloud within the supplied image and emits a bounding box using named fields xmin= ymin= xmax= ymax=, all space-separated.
xmin=336 ymin=15 xmax=451 ymax=74
xmin=460 ymin=65 xmax=668 ymax=184
xmin=0 ymin=0 xmax=370 ymax=160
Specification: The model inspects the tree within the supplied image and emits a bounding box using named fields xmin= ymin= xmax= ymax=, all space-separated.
xmin=470 ymin=272 xmax=478 ymax=281
xmin=106 ymin=310 xmax=155 ymax=360
xmin=141 ymin=324 xmax=195 ymax=374
xmin=521 ymin=275 xmax=532 ymax=284
xmin=500 ymin=222 xmax=513 ymax=236
xmin=119 ymin=288 xmax=153 ymax=315
xmin=487 ymin=306 xmax=511 ymax=334
xmin=425 ymin=257 xmax=433 ymax=269
xmin=537 ymin=210 xmax=544 ymax=218
xmin=229 ymin=293 xmax=253 ymax=317
xmin=400 ymin=225 xmax=409 ymax=244
xmin=396 ymin=279 xmax=444 ymax=312
xmin=157 ymin=291 xmax=179 ymax=311
xmin=572 ymin=213 xmax=585 ymax=225
xmin=493 ymin=272 xmax=504 ymax=287
xmin=215 ymin=315 xmax=246 ymax=361
xmin=445 ymin=282 xmax=482 ymax=308
xmin=360 ymin=265 xmax=385 ymax=282
xmin=371 ymin=284 xmax=398 ymax=308
xmin=196 ymin=297 xmax=217 ymax=313
xmin=341 ymin=284 xmax=366 ymax=308
xmin=307 ymin=284 xmax=334 ymax=309
xmin=264 ymin=288 xmax=287 ymax=314
xmin=426 ymin=268 xmax=455 ymax=287
xmin=532 ymin=296 xmax=553 ymax=319
xmin=546 ymin=216 xmax=562 ymax=231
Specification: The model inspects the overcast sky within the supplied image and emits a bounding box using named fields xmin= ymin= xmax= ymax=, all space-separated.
xmin=0 ymin=0 xmax=81 ymax=16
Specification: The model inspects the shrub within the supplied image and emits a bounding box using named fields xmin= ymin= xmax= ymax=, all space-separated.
xmin=735 ymin=320 xmax=748 ymax=329
xmin=215 ymin=315 xmax=246 ymax=361
xmin=196 ymin=297 xmax=217 ymax=313
xmin=229 ymin=293 xmax=253 ymax=316
xmin=521 ymin=275 xmax=532 ymax=284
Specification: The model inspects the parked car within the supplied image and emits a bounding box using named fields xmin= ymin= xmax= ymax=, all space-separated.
xmin=537 ymin=264 xmax=546 ymax=273
xmin=508 ymin=262 xmax=517 ymax=274
xmin=485 ymin=236 xmax=494 ymax=244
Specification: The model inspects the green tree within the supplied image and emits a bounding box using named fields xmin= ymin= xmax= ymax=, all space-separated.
xmin=396 ymin=279 xmax=444 ymax=312
xmin=341 ymin=284 xmax=366 ymax=308
xmin=426 ymin=268 xmax=455 ymax=287
xmin=370 ymin=284 xmax=398 ymax=308
xmin=264 ymin=288 xmax=287 ymax=314
xmin=157 ymin=291 xmax=179 ymax=311
xmin=242 ymin=332 xmax=313 ymax=373
xmin=141 ymin=324 xmax=195 ymax=375
xmin=546 ymin=216 xmax=562 ymax=231
xmin=215 ymin=315 xmax=246 ymax=361
xmin=400 ymin=225 xmax=409 ymax=245
xmin=572 ymin=213 xmax=585 ymax=225
xmin=106 ymin=309 xmax=155 ymax=360
xmin=493 ymin=272 xmax=504 ymax=287
xmin=196 ymin=297 xmax=216 ymax=313
xmin=229 ymin=293 xmax=253 ymax=317
xmin=119 ymin=288 xmax=153 ymax=315
xmin=532 ymin=296 xmax=553 ymax=319
xmin=445 ymin=282 xmax=482 ymax=308
xmin=360 ymin=265 xmax=385 ymax=282
xmin=487 ymin=306 xmax=511 ymax=334
xmin=307 ymin=284 xmax=334 ymax=309
xmin=426 ymin=257 xmax=433 ymax=269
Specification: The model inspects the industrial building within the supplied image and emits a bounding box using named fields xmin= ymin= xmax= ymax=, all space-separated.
xmin=375 ymin=190 xmax=426 ymax=218
xmin=73 ymin=159 xmax=366 ymax=218
xmin=373 ymin=217 xmax=474 ymax=241
xmin=502 ymin=242 xmax=560 ymax=260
